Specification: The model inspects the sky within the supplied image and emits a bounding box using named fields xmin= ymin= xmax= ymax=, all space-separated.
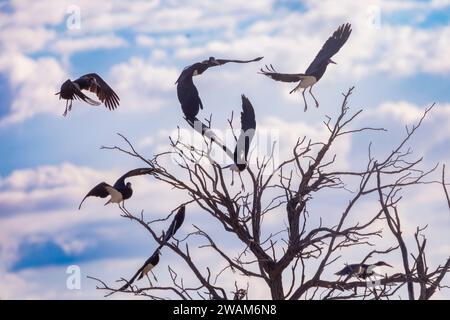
xmin=0 ymin=0 xmax=450 ymax=299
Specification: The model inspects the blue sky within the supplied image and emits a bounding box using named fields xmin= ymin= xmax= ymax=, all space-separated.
xmin=1 ymin=0 xmax=450 ymax=299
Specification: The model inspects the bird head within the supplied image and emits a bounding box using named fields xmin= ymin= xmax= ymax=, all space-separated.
xmin=374 ymin=261 xmax=393 ymax=268
xmin=328 ymin=59 xmax=337 ymax=65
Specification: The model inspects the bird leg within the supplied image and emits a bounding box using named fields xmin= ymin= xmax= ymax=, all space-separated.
xmin=231 ymin=170 xmax=235 ymax=186
xmin=150 ymin=270 xmax=158 ymax=282
xmin=309 ymin=85 xmax=319 ymax=108
xmin=238 ymin=172 xmax=245 ymax=191
xmin=302 ymin=88 xmax=308 ymax=112
xmin=145 ymin=274 xmax=154 ymax=287
xmin=63 ymin=100 xmax=69 ymax=117
xmin=118 ymin=202 xmax=132 ymax=217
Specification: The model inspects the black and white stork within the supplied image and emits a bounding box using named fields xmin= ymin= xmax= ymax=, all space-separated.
xmin=260 ymin=23 xmax=352 ymax=111
xmin=78 ymin=168 xmax=155 ymax=212
xmin=335 ymin=261 xmax=393 ymax=280
xmin=56 ymin=73 xmax=120 ymax=116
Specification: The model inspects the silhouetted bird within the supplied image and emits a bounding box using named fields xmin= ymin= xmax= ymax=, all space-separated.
xmin=160 ymin=206 xmax=186 ymax=246
xmin=56 ymin=73 xmax=120 ymax=116
xmin=78 ymin=168 xmax=155 ymax=211
xmin=335 ymin=261 xmax=392 ymax=279
xmin=176 ymin=56 xmax=263 ymax=124
xmin=119 ymin=249 xmax=161 ymax=291
xmin=228 ymin=95 xmax=256 ymax=172
xmin=260 ymin=23 xmax=352 ymax=111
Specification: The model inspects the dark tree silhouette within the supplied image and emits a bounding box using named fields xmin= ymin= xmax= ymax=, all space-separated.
xmin=89 ymin=88 xmax=450 ymax=300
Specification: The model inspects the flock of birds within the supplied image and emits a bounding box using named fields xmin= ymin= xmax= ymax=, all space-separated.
xmin=56 ymin=23 xmax=393 ymax=288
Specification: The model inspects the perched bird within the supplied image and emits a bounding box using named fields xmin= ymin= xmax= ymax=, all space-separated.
xmin=260 ymin=23 xmax=352 ymax=111
xmin=160 ymin=206 xmax=186 ymax=246
xmin=176 ymin=56 xmax=263 ymax=124
xmin=56 ymin=73 xmax=120 ymax=116
xmin=228 ymin=95 xmax=256 ymax=172
xmin=119 ymin=249 xmax=161 ymax=291
xmin=335 ymin=261 xmax=393 ymax=280
xmin=78 ymin=168 xmax=155 ymax=211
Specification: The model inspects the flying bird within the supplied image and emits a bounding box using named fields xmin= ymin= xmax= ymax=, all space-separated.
xmin=260 ymin=23 xmax=352 ymax=111
xmin=228 ymin=95 xmax=256 ymax=173
xmin=160 ymin=206 xmax=186 ymax=246
xmin=119 ymin=249 xmax=161 ymax=291
xmin=78 ymin=168 xmax=155 ymax=211
xmin=335 ymin=261 xmax=393 ymax=280
xmin=55 ymin=73 xmax=120 ymax=116
xmin=176 ymin=56 xmax=263 ymax=124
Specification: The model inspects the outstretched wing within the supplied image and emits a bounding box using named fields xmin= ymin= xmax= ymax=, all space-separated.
xmin=235 ymin=95 xmax=256 ymax=164
xmin=305 ymin=23 xmax=352 ymax=74
xmin=82 ymin=73 xmax=120 ymax=110
xmin=78 ymin=182 xmax=112 ymax=209
xmin=162 ymin=206 xmax=186 ymax=243
xmin=57 ymin=79 xmax=101 ymax=106
xmin=259 ymin=65 xmax=307 ymax=83
xmin=113 ymin=168 xmax=156 ymax=189
xmin=213 ymin=56 xmax=263 ymax=66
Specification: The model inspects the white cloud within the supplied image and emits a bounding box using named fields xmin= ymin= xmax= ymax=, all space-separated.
xmin=108 ymin=56 xmax=178 ymax=112
xmin=51 ymin=34 xmax=128 ymax=57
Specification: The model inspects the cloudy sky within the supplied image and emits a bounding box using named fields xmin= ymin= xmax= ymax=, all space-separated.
xmin=1 ymin=0 xmax=450 ymax=299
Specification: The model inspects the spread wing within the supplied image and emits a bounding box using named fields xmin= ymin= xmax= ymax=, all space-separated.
xmin=213 ymin=56 xmax=263 ymax=66
xmin=234 ymin=95 xmax=256 ymax=164
xmin=57 ymin=79 xmax=101 ymax=106
xmin=82 ymin=73 xmax=120 ymax=110
xmin=305 ymin=23 xmax=352 ymax=74
xmin=113 ymin=168 xmax=156 ymax=189
xmin=78 ymin=182 xmax=113 ymax=209
xmin=162 ymin=206 xmax=186 ymax=243
xmin=259 ymin=65 xmax=307 ymax=83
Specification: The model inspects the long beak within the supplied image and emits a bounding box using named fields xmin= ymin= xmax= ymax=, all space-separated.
xmin=384 ymin=263 xmax=393 ymax=268
xmin=329 ymin=59 xmax=337 ymax=65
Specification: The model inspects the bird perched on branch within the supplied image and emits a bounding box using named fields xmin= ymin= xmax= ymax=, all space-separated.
xmin=260 ymin=23 xmax=352 ymax=111
xmin=335 ymin=261 xmax=392 ymax=280
xmin=78 ymin=168 xmax=156 ymax=212
xmin=119 ymin=249 xmax=161 ymax=291
xmin=159 ymin=206 xmax=186 ymax=247
xmin=176 ymin=56 xmax=263 ymax=124
xmin=56 ymin=73 xmax=120 ymax=116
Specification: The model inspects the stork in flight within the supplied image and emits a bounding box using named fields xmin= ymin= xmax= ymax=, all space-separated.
xmin=260 ymin=23 xmax=352 ymax=111
xmin=78 ymin=168 xmax=156 ymax=214
xmin=56 ymin=73 xmax=120 ymax=116
xmin=225 ymin=95 xmax=256 ymax=187
xmin=335 ymin=261 xmax=393 ymax=280
xmin=176 ymin=56 xmax=263 ymax=125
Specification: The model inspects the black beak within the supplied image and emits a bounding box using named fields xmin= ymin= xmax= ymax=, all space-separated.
xmin=329 ymin=59 xmax=337 ymax=65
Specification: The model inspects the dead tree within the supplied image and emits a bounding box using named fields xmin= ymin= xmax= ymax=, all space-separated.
xmin=90 ymin=87 xmax=450 ymax=300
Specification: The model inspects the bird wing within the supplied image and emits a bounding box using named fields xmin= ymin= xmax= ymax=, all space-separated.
xmin=113 ymin=168 xmax=155 ymax=189
xmin=233 ymin=95 xmax=256 ymax=165
xmin=162 ymin=206 xmax=186 ymax=243
xmin=259 ymin=65 xmax=307 ymax=83
xmin=305 ymin=23 xmax=352 ymax=74
xmin=57 ymin=79 xmax=101 ymax=106
xmin=214 ymin=56 xmax=263 ymax=66
xmin=83 ymin=73 xmax=120 ymax=110
xmin=78 ymin=182 xmax=112 ymax=209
